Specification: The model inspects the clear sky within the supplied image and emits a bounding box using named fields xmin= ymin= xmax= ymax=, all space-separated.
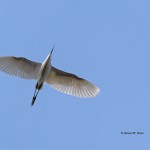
xmin=0 ymin=0 xmax=149 ymax=150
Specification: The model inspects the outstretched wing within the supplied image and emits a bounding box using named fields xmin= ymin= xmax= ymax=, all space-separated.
xmin=46 ymin=66 xmax=100 ymax=98
xmin=0 ymin=56 xmax=41 ymax=79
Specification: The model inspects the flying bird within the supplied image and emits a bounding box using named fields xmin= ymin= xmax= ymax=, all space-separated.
xmin=0 ymin=46 xmax=100 ymax=106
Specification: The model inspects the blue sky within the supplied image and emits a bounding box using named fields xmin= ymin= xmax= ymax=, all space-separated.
xmin=0 ymin=0 xmax=149 ymax=149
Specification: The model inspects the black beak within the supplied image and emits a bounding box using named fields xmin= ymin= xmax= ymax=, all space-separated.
xmin=50 ymin=44 xmax=55 ymax=55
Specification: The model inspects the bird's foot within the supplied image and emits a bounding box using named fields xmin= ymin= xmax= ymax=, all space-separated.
xmin=31 ymin=96 xmax=36 ymax=106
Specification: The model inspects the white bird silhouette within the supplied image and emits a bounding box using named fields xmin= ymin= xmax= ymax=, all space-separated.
xmin=0 ymin=46 xmax=100 ymax=106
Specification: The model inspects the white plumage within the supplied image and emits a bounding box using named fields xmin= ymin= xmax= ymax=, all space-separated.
xmin=0 ymin=47 xmax=100 ymax=105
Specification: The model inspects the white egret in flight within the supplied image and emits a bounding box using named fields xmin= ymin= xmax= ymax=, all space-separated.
xmin=0 ymin=46 xmax=100 ymax=106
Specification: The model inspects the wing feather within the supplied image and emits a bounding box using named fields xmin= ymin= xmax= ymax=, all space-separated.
xmin=0 ymin=56 xmax=41 ymax=79
xmin=46 ymin=66 xmax=100 ymax=98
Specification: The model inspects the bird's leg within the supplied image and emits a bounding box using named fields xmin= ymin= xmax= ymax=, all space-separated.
xmin=35 ymin=89 xmax=40 ymax=99
xmin=31 ymin=88 xmax=40 ymax=106
xmin=31 ymin=82 xmax=43 ymax=106
xmin=33 ymin=88 xmax=37 ymax=98
xmin=31 ymin=89 xmax=36 ymax=106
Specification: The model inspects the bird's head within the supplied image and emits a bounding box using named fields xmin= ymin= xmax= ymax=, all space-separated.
xmin=50 ymin=44 xmax=55 ymax=58
xmin=44 ymin=45 xmax=55 ymax=64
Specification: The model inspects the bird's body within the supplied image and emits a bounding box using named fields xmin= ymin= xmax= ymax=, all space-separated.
xmin=0 ymin=47 xmax=100 ymax=106
xmin=37 ymin=53 xmax=51 ymax=89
